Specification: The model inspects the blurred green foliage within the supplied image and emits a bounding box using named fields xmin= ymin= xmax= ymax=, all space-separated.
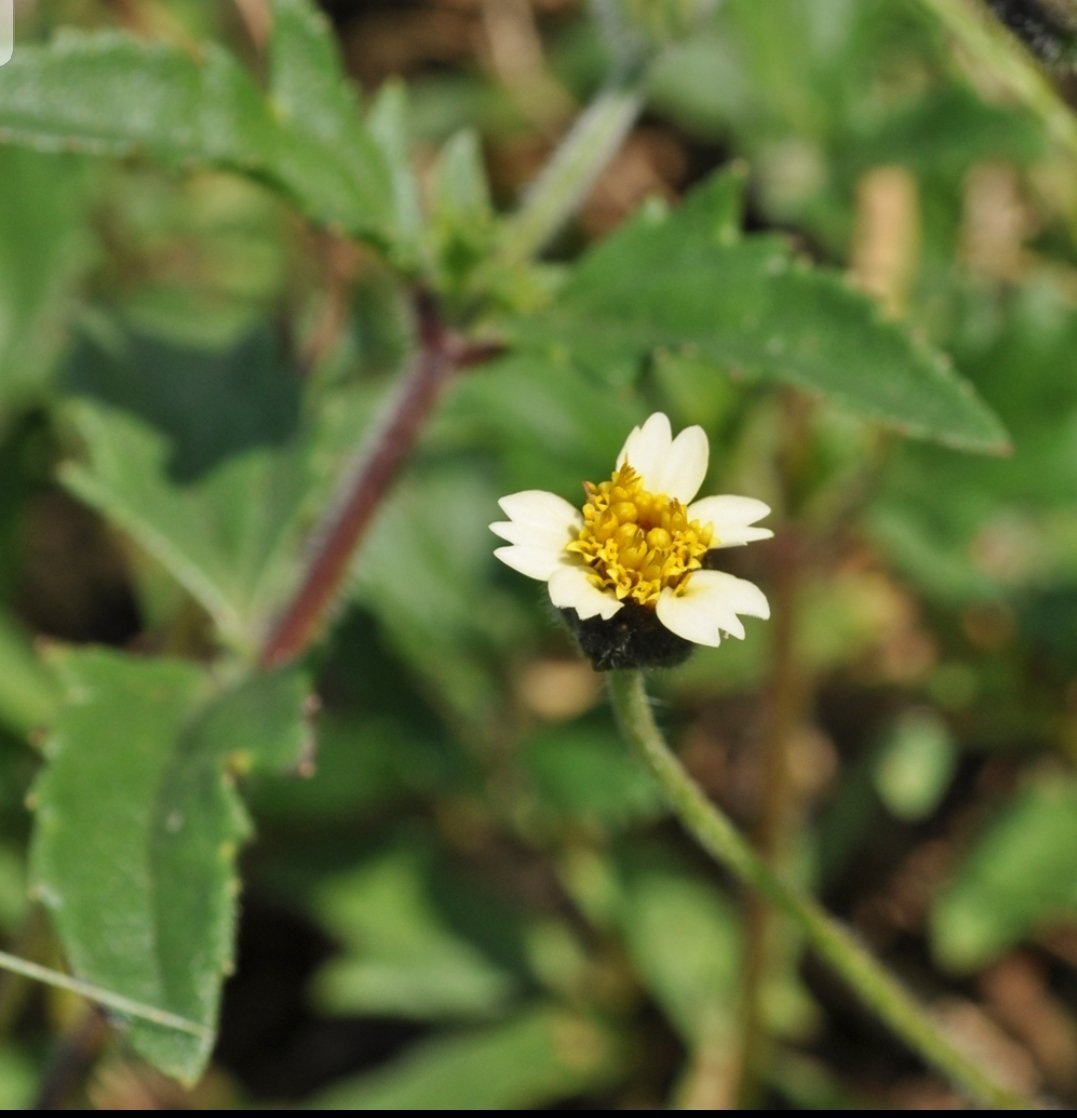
xmin=0 ymin=0 xmax=1074 ymax=1108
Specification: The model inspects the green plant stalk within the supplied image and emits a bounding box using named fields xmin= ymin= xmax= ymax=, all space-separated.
xmin=607 ymin=669 xmax=1038 ymax=1110
xmin=0 ymin=949 xmax=208 ymax=1038
xmin=916 ymin=0 xmax=1077 ymax=162
xmin=497 ymin=56 xmax=648 ymax=268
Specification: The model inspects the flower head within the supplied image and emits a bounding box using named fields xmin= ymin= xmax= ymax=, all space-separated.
xmin=491 ymin=413 xmax=772 ymax=669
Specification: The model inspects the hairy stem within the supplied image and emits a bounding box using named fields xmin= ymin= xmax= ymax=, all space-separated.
xmin=0 ymin=949 xmax=207 ymax=1038
xmin=607 ymin=669 xmax=1038 ymax=1110
xmin=497 ymin=56 xmax=648 ymax=267
xmin=260 ymin=293 xmax=478 ymax=668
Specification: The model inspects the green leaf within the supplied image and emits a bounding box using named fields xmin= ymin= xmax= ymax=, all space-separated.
xmin=267 ymin=0 xmax=393 ymax=240
xmin=311 ymin=1006 xmax=622 ymax=1110
xmin=0 ymin=33 xmax=274 ymax=164
xmin=269 ymin=0 xmax=355 ymax=138
xmin=352 ymin=467 xmax=512 ymax=721
xmin=432 ymin=130 xmax=492 ymax=230
xmin=0 ymin=611 xmax=57 ymax=735
xmin=0 ymin=148 xmax=92 ymax=409
xmin=665 ymin=162 xmax=747 ymax=243
xmin=930 ymin=777 xmax=1077 ymax=972
xmin=367 ymin=81 xmax=424 ymax=258
xmin=873 ymin=710 xmax=957 ymax=822
xmin=58 ymin=323 xmax=332 ymax=650
xmin=851 ymin=86 xmax=1045 ymax=175
xmin=0 ymin=25 xmax=391 ymax=240
xmin=523 ymin=722 xmax=664 ymax=830
xmin=429 ymin=129 xmax=497 ymax=295
xmin=250 ymin=712 xmax=457 ymax=825
xmin=28 ymin=647 xmax=310 ymax=1083
xmin=610 ymin=843 xmax=742 ymax=1043
xmin=99 ymin=170 xmax=292 ymax=351
xmin=311 ymin=832 xmax=523 ymax=1021
xmin=505 ymin=169 xmax=1009 ymax=453
xmin=0 ymin=845 xmax=30 ymax=932
xmin=870 ymin=283 xmax=1077 ymax=606
xmin=0 ymin=1046 xmax=35 ymax=1111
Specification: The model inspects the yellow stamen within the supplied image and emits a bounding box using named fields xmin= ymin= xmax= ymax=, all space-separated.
xmin=566 ymin=464 xmax=714 ymax=607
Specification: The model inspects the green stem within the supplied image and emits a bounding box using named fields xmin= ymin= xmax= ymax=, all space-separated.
xmin=0 ymin=949 xmax=209 ymax=1039
xmin=607 ymin=669 xmax=1039 ymax=1110
xmin=497 ymin=56 xmax=648 ymax=267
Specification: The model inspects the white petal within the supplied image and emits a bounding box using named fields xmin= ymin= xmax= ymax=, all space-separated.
xmin=695 ymin=570 xmax=771 ymax=618
xmin=491 ymin=490 xmax=581 ymax=566
xmin=708 ymin=525 xmax=774 ymax=548
xmin=655 ymin=571 xmax=770 ymax=646
xmin=490 ymin=519 xmax=576 ymax=550
xmin=689 ymin=495 xmax=773 ymax=548
xmin=547 ymin=565 xmax=623 ymax=620
xmin=494 ymin=544 xmax=570 ymax=581
xmin=652 ymin=424 xmax=709 ymax=502
xmin=656 ymin=587 xmax=737 ymax=646
xmin=616 ymin=413 xmax=672 ymax=481
xmin=688 ymin=495 xmax=772 ymax=528
xmin=497 ymin=490 xmax=582 ymax=535
xmin=618 ymin=414 xmax=709 ymax=502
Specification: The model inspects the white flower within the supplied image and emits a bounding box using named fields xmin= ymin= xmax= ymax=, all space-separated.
xmin=491 ymin=412 xmax=772 ymax=652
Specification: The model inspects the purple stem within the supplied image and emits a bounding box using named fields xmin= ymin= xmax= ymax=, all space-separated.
xmin=259 ymin=292 xmax=499 ymax=668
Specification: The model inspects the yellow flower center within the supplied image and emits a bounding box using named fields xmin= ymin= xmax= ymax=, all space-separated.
xmin=566 ymin=463 xmax=714 ymax=607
